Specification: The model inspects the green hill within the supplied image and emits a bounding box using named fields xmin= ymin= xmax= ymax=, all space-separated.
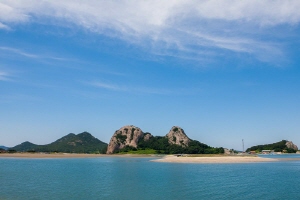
xmin=12 ymin=142 xmax=39 ymax=152
xmin=0 ymin=146 xmax=9 ymax=150
xmin=246 ymin=140 xmax=297 ymax=153
xmin=11 ymin=132 xmax=107 ymax=154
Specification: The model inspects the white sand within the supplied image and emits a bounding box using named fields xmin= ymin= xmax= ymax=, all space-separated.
xmin=152 ymin=155 xmax=278 ymax=163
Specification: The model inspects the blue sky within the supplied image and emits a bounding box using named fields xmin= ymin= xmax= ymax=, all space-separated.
xmin=1 ymin=0 xmax=300 ymax=150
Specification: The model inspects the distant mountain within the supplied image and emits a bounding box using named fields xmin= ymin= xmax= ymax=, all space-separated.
xmin=11 ymin=132 xmax=108 ymax=153
xmin=12 ymin=142 xmax=38 ymax=152
xmin=246 ymin=140 xmax=298 ymax=153
xmin=0 ymin=146 xmax=9 ymax=150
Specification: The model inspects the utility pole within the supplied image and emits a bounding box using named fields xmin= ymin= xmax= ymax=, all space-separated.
xmin=242 ymin=139 xmax=244 ymax=152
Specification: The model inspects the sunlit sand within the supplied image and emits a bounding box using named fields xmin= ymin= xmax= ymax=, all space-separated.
xmin=152 ymin=155 xmax=278 ymax=163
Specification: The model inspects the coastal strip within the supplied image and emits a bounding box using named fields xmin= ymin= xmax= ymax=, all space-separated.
xmin=151 ymin=155 xmax=279 ymax=163
xmin=0 ymin=153 xmax=157 ymax=159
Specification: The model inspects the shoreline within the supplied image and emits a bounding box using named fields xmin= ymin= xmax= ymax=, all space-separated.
xmin=0 ymin=153 xmax=159 ymax=159
xmin=151 ymin=155 xmax=280 ymax=163
xmin=1 ymin=153 xmax=299 ymax=163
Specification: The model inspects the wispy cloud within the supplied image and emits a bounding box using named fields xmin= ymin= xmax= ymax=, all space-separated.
xmin=1 ymin=0 xmax=299 ymax=65
xmin=0 ymin=22 xmax=10 ymax=30
xmin=0 ymin=70 xmax=14 ymax=81
xmin=89 ymin=81 xmax=125 ymax=91
xmin=0 ymin=70 xmax=12 ymax=81
xmin=87 ymin=81 xmax=198 ymax=95
xmin=0 ymin=46 xmax=78 ymax=63
xmin=0 ymin=93 xmax=41 ymax=103
xmin=0 ymin=46 xmax=38 ymax=58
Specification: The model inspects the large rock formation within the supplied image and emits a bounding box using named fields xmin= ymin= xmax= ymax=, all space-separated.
xmin=106 ymin=125 xmax=224 ymax=154
xmin=286 ymin=141 xmax=298 ymax=151
xmin=166 ymin=126 xmax=191 ymax=147
xmin=106 ymin=125 xmax=145 ymax=154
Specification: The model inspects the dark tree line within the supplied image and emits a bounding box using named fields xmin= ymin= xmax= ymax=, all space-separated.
xmin=246 ymin=140 xmax=297 ymax=153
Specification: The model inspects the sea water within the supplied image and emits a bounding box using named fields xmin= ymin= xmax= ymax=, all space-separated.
xmin=0 ymin=155 xmax=300 ymax=200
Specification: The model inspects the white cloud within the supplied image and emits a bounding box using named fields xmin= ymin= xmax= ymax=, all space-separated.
xmin=0 ymin=22 xmax=9 ymax=29
xmin=192 ymin=1 xmax=300 ymax=25
xmin=1 ymin=0 xmax=299 ymax=64
xmin=0 ymin=2 xmax=30 ymax=24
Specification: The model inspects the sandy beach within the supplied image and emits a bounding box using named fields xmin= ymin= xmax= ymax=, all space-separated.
xmin=0 ymin=153 xmax=157 ymax=159
xmin=152 ymin=155 xmax=279 ymax=163
xmin=0 ymin=153 xmax=107 ymax=158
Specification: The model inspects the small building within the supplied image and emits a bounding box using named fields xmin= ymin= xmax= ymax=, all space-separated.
xmin=0 ymin=149 xmax=7 ymax=153
xmin=261 ymin=150 xmax=272 ymax=154
xmin=249 ymin=151 xmax=256 ymax=154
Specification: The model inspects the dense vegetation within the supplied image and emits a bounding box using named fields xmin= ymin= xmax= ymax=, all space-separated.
xmin=116 ymin=135 xmax=224 ymax=154
xmin=246 ymin=140 xmax=297 ymax=153
xmin=0 ymin=146 xmax=8 ymax=150
xmin=10 ymin=132 xmax=108 ymax=154
xmin=12 ymin=141 xmax=37 ymax=152
xmin=115 ymin=133 xmax=127 ymax=145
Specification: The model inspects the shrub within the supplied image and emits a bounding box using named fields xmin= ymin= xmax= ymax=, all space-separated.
xmin=173 ymin=136 xmax=176 ymax=142
xmin=116 ymin=134 xmax=127 ymax=144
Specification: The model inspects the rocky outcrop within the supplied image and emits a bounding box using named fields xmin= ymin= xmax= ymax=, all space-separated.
xmin=106 ymin=125 xmax=145 ymax=154
xmin=166 ymin=126 xmax=191 ymax=147
xmin=223 ymin=148 xmax=231 ymax=155
xmin=143 ymin=133 xmax=153 ymax=141
xmin=106 ymin=125 xmax=203 ymax=153
xmin=286 ymin=141 xmax=298 ymax=151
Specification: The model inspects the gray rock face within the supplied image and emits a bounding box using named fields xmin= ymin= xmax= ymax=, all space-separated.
xmin=106 ymin=125 xmax=144 ymax=154
xmin=166 ymin=126 xmax=191 ymax=147
xmin=143 ymin=133 xmax=152 ymax=141
xmin=223 ymin=148 xmax=231 ymax=155
xmin=286 ymin=141 xmax=298 ymax=151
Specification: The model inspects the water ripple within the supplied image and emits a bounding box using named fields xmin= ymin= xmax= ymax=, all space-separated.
xmin=0 ymin=157 xmax=299 ymax=199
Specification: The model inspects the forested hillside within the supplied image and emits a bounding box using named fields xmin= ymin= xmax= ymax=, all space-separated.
xmin=11 ymin=132 xmax=107 ymax=153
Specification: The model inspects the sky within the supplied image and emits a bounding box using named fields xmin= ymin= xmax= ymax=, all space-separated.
xmin=1 ymin=0 xmax=300 ymax=150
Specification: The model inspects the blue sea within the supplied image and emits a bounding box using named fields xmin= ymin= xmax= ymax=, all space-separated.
xmin=1 ymin=155 xmax=300 ymax=200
